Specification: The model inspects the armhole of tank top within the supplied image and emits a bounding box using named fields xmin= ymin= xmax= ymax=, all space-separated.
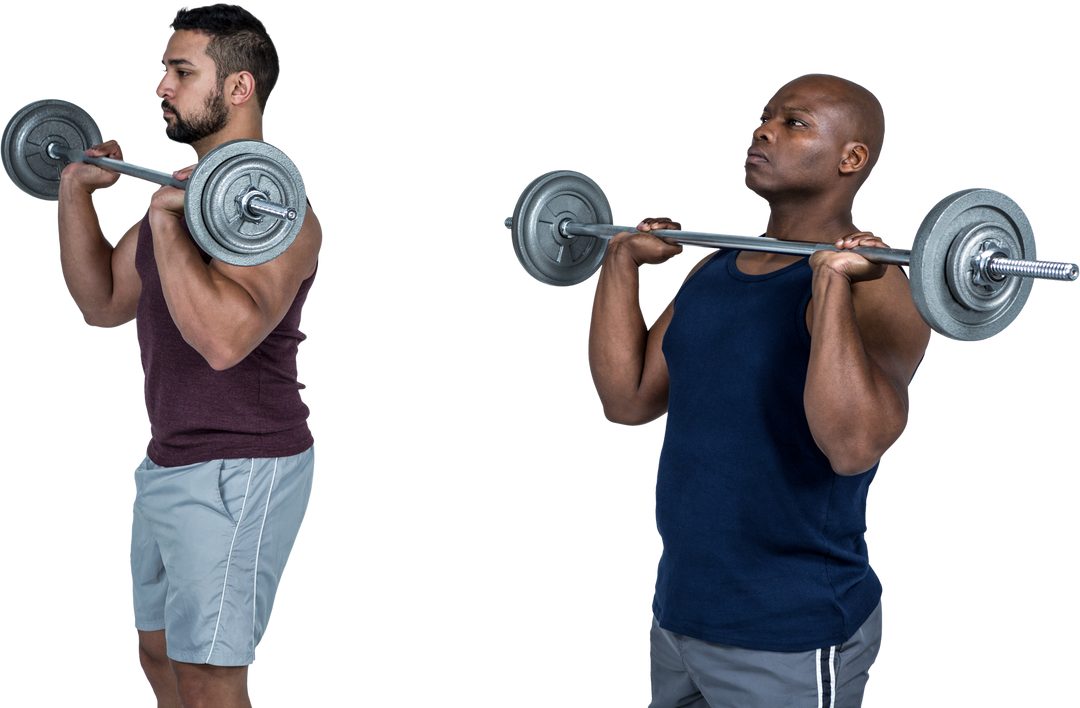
xmin=674 ymin=249 xmax=728 ymax=308
xmin=669 ymin=249 xmax=721 ymax=315
xmin=796 ymin=282 xmax=813 ymax=351
xmin=678 ymin=249 xmax=730 ymax=293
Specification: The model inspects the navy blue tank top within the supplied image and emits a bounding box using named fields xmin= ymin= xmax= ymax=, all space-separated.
xmin=654 ymin=250 xmax=880 ymax=652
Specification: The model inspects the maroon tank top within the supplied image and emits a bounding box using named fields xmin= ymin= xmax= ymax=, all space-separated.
xmin=135 ymin=211 xmax=315 ymax=466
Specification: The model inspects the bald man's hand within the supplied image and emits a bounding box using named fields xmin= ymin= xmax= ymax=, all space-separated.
xmin=609 ymin=217 xmax=684 ymax=266
xmin=809 ymin=232 xmax=888 ymax=285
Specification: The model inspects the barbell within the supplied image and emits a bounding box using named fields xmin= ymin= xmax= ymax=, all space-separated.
xmin=505 ymin=170 xmax=1078 ymax=341
xmin=2 ymin=99 xmax=306 ymax=266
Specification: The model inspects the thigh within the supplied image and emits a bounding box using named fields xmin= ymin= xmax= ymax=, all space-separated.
xmin=650 ymin=617 xmax=711 ymax=708
xmin=674 ymin=605 xmax=882 ymax=708
xmin=134 ymin=449 xmax=314 ymax=667
xmin=132 ymin=459 xmax=168 ymax=631
xmin=834 ymin=603 xmax=882 ymax=708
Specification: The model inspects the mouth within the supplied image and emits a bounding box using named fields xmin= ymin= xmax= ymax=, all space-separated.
xmin=745 ymin=148 xmax=768 ymax=165
xmin=161 ymin=101 xmax=177 ymax=119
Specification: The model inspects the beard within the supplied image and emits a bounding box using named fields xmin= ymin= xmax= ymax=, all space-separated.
xmin=163 ymin=88 xmax=229 ymax=144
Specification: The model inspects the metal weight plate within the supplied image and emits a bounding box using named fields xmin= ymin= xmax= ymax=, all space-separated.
xmin=911 ymin=189 xmax=1035 ymax=341
xmin=511 ymin=170 xmax=612 ymax=286
xmin=2 ymin=99 xmax=102 ymax=200
xmin=185 ymin=139 xmax=306 ymax=267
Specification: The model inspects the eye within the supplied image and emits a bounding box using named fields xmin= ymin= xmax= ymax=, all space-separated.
xmin=157 ymin=65 xmax=189 ymax=77
xmin=786 ymin=119 xmax=806 ymax=128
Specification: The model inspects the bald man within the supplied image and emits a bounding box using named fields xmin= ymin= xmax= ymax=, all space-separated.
xmin=589 ymin=75 xmax=930 ymax=707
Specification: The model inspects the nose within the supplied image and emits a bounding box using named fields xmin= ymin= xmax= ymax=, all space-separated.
xmin=753 ymin=119 xmax=774 ymax=143
xmin=157 ymin=73 xmax=172 ymax=100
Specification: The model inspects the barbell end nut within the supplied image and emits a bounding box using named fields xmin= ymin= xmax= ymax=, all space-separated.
xmin=1058 ymin=260 xmax=1075 ymax=284
xmin=504 ymin=217 xmax=513 ymax=229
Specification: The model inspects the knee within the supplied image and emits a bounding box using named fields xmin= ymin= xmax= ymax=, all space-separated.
xmin=172 ymin=663 xmax=249 ymax=708
xmin=138 ymin=633 xmax=172 ymax=677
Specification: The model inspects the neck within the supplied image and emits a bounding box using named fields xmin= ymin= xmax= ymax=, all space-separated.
xmin=763 ymin=191 xmax=858 ymax=244
xmin=191 ymin=112 xmax=263 ymax=160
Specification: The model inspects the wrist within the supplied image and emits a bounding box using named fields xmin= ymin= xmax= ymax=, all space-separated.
xmin=606 ymin=238 xmax=644 ymax=268
xmin=59 ymin=171 xmax=94 ymax=200
xmin=811 ymin=254 xmax=854 ymax=286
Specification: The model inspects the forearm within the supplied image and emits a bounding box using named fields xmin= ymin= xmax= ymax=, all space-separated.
xmin=57 ymin=181 xmax=129 ymax=326
xmin=150 ymin=215 xmax=268 ymax=370
xmin=588 ymin=243 xmax=666 ymax=424
xmin=804 ymin=271 xmax=907 ymax=474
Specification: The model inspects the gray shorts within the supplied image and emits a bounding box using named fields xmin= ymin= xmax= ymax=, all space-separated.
xmin=131 ymin=447 xmax=314 ymax=666
xmin=650 ymin=602 xmax=882 ymax=708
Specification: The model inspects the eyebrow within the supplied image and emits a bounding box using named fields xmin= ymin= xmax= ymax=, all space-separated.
xmin=780 ymin=106 xmax=815 ymax=117
xmin=164 ymin=58 xmax=196 ymax=68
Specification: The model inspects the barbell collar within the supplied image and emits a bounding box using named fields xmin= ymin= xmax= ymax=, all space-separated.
xmin=559 ymin=221 xmax=914 ymax=267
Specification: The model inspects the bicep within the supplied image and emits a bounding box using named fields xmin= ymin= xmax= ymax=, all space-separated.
xmin=108 ymin=221 xmax=143 ymax=323
xmin=638 ymin=300 xmax=675 ymax=406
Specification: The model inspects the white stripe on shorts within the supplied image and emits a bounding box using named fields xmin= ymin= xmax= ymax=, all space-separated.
xmin=205 ymin=459 xmax=255 ymax=663
xmin=252 ymin=458 xmax=279 ymax=650
xmin=817 ymin=645 xmax=837 ymax=708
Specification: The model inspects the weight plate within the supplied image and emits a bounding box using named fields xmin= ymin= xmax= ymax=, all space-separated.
xmin=2 ymin=99 xmax=102 ymax=200
xmin=911 ymin=189 xmax=1034 ymax=341
xmin=511 ymin=170 xmax=611 ymax=286
xmin=185 ymin=139 xmax=306 ymax=267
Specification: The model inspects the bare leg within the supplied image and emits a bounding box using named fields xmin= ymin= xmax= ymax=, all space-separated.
xmin=138 ymin=630 xmax=181 ymax=708
xmin=172 ymin=661 xmax=251 ymax=708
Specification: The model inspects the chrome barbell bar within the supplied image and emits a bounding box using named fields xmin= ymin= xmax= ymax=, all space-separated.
xmin=552 ymin=218 xmax=1075 ymax=284
xmin=47 ymin=143 xmax=297 ymax=223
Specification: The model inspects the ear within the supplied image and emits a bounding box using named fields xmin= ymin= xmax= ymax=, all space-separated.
xmin=839 ymin=142 xmax=870 ymax=175
xmin=225 ymin=71 xmax=258 ymax=108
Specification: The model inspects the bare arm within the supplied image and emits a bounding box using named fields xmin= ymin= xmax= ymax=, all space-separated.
xmin=57 ymin=141 xmax=142 ymax=327
xmin=804 ymin=234 xmax=931 ymax=475
xmin=588 ymin=219 xmax=693 ymax=425
xmin=147 ymin=173 xmax=321 ymax=371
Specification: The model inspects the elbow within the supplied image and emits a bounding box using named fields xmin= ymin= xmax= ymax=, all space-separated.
xmin=821 ymin=432 xmax=900 ymax=476
xmin=81 ymin=309 xmax=126 ymax=328
xmin=190 ymin=336 xmax=248 ymax=371
xmin=601 ymin=400 xmax=664 ymax=426
xmin=205 ymin=355 xmax=243 ymax=372
xmin=816 ymin=410 xmax=902 ymax=474
xmin=202 ymin=346 xmax=246 ymax=371
xmin=829 ymin=454 xmax=880 ymax=477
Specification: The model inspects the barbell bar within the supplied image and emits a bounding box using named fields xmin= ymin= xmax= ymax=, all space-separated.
xmin=2 ymin=99 xmax=306 ymax=267
xmin=43 ymin=142 xmax=299 ymax=223
xmin=532 ymin=219 xmax=1076 ymax=280
xmin=505 ymin=170 xmax=1078 ymax=341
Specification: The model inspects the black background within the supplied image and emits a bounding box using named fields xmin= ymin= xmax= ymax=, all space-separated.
xmin=6 ymin=6 xmax=1071 ymax=708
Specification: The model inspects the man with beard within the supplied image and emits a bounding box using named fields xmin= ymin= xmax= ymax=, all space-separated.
xmin=57 ymin=6 xmax=319 ymax=707
xmin=589 ymin=75 xmax=929 ymax=707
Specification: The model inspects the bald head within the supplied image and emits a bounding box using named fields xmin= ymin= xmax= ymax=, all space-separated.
xmin=781 ymin=74 xmax=885 ymax=179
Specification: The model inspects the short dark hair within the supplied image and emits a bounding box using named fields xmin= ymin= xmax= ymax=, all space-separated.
xmin=171 ymin=5 xmax=279 ymax=113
